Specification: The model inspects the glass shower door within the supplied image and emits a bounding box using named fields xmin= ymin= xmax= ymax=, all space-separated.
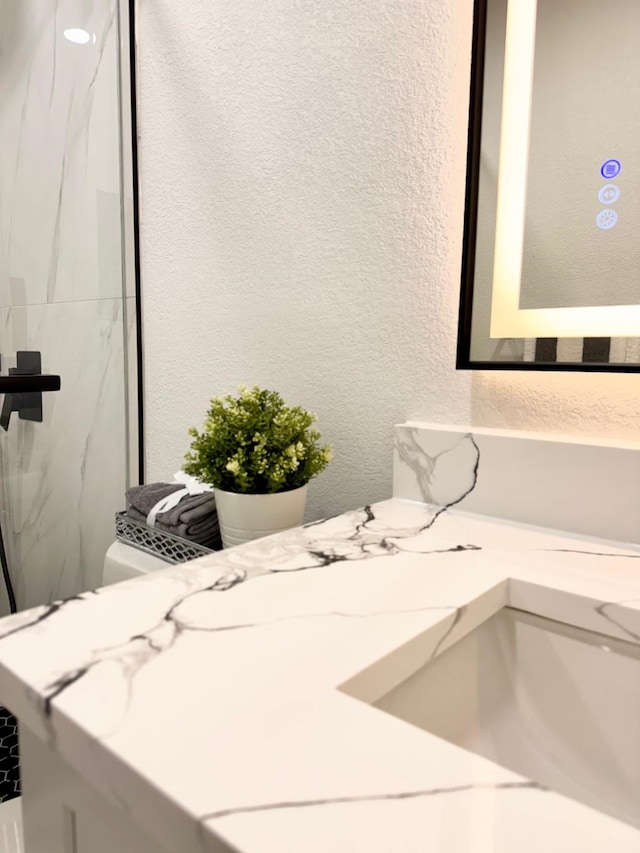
xmin=0 ymin=0 xmax=139 ymax=807
xmin=0 ymin=0 xmax=138 ymax=611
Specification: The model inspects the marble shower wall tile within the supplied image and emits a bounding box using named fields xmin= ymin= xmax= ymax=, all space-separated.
xmin=394 ymin=423 xmax=640 ymax=544
xmin=0 ymin=0 xmax=122 ymax=308
xmin=124 ymin=296 xmax=140 ymax=484
xmin=0 ymin=299 xmax=127 ymax=613
xmin=117 ymin=0 xmax=137 ymax=301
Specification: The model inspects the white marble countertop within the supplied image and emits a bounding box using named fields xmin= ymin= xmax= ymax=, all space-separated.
xmin=1 ymin=499 xmax=640 ymax=852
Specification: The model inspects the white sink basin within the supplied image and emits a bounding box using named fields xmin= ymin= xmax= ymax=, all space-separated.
xmin=344 ymin=601 xmax=640 ymax=829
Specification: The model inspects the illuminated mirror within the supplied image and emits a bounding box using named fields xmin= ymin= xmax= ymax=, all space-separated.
xmin=457 ymin=0 xmax=640 ymax=370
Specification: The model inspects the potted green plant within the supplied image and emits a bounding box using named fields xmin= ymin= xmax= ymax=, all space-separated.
xmin=184 ymin=385 xmax=332 ymax=547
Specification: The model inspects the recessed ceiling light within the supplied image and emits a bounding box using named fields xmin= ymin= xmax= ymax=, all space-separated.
xmin=63 ymin=28 xmax=91 ymax=45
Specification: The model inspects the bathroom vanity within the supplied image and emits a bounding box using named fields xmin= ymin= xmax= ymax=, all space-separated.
xmin=0 ymin=425 xmax=639 ymax=852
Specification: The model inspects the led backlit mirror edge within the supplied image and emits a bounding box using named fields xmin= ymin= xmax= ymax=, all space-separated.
xmin=455 ymin=0 xmax=640 ymax=373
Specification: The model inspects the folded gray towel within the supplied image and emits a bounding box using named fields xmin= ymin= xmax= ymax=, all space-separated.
xmin=166 ymin=516 xmax=219 ymax=539
xmin=125 ymin=482 xmax=221 ymax=549
xmin=158 ymin=492 xmax=216 ymax=527
xmin=126 ymin=483 xmax=217 ymax=527
xmin=126 ymin=483 xmax=183 ymax=515
xmin=167 ymin=521 xmax=221 ymax=550
xmin=185 ymin=526 xmax=222 ymax=548
xmin=157 ymin=520 xmax=220 ymax=549
xmin=127 ymin=507 xmax=219 ymax=540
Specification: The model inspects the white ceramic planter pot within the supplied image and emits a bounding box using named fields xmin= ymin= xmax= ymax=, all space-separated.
xmin=213 ymin=484 xmax=308 ymax=548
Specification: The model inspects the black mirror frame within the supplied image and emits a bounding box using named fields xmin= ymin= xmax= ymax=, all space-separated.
xmin=455 ymin=0 xmax=640 ymax=373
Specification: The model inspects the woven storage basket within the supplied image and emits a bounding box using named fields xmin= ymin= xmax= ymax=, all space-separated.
xmin=115 ymin=512 xmax=216 ymax=564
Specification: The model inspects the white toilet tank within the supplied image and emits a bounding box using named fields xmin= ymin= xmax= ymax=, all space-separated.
xmin=102 ymin=542 xmax=170 ymax=586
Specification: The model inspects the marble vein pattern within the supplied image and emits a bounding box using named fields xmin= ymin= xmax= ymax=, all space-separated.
xmin=393 ymin=423 xmax=640 ymax=543
xmin=201 ymin=779 xmax=545 ymax=820
xmin=0 ymin=0 xmax=122 ymax=307
xmin=124 ymin=296 xmax=140 ymax=485
xmin=394 ymin=427 xmax=480 ymax=508
xmin=0 ymin=299 xmax=127 ymax=612
xmin=0 ymin=497 xmax=640 ymax=852
xmin=0 ymin=0 xmax=135 ymax=615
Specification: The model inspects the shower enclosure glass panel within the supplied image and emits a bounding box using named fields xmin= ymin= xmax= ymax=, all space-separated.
xmin=0 ymin=0 xmax=138 ymax=614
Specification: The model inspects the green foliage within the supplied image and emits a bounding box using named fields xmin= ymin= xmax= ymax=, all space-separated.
xmin=184 ymin=385 xmax=333 ymax=494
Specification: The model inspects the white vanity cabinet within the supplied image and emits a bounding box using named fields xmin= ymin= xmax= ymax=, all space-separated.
xmin=21 ymin=727 xmax=176 ymax=853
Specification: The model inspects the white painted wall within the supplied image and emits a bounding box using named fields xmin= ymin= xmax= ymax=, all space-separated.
xmin=136 ymin=0 xmax=640 ymax=522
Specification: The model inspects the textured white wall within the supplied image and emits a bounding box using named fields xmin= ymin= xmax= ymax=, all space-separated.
xmin=136 ymin=0 xmax=640 ymax=522
xmin=135 ymin=0 xmax=474 ymax=519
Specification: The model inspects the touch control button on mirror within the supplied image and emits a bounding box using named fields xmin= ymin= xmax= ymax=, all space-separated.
xmin=596 ymin=209 xmax=619 ymax=230
xmin=600 ymin=159 xmax=622 ymax=179
xmin=598 ymin=184 xmax=620 ymax=204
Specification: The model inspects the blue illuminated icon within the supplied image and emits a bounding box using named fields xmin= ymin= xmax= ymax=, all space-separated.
xmin=598 ymin=184 xmax=620 ymax=204
xmin=596 ymin=209 xmax=618 ymax=230
xmin=600 ymin=159 xmax=621 ymax=179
